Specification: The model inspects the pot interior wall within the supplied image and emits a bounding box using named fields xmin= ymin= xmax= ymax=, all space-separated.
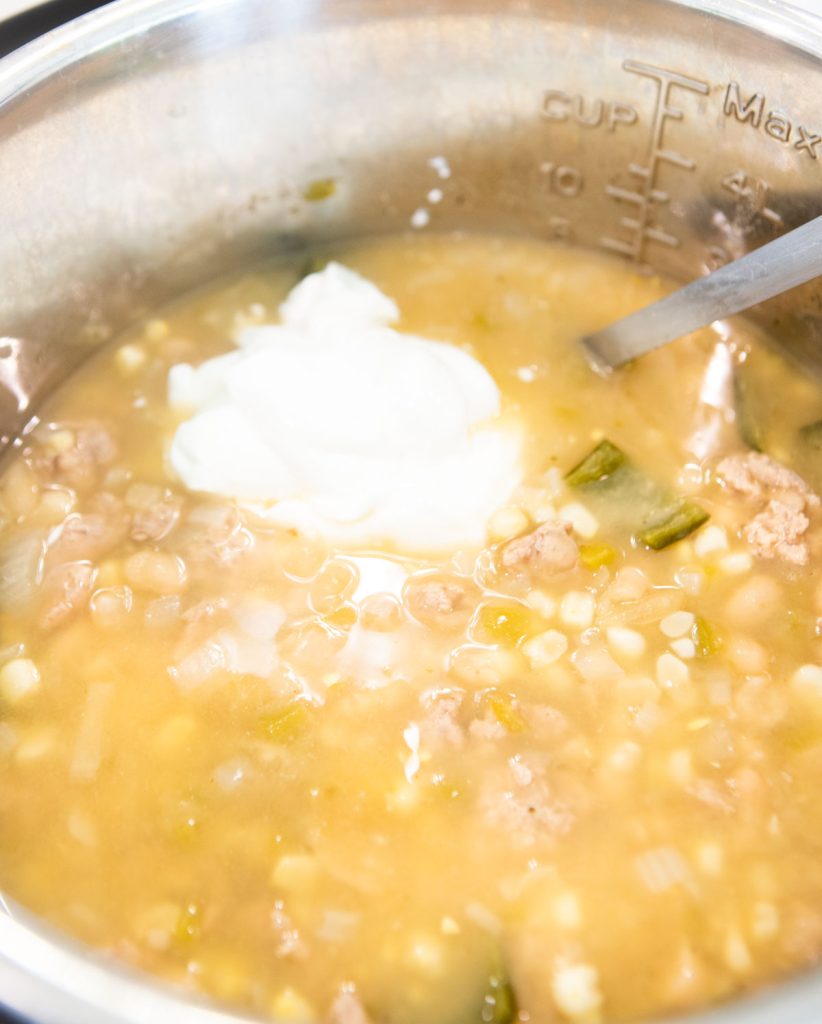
xmin=2 ymin=0 xmax=822 ymax=445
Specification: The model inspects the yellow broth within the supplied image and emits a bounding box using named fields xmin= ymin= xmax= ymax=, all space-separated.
xmin=1 ymin=235 xmax=822 ymax=1023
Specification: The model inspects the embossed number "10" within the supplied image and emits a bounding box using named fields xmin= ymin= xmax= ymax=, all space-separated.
xmin=540 ymin=163 xmax=584 ymax=198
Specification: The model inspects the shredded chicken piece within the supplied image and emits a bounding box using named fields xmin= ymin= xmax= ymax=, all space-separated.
xmin=419 ymin=689 xmax=464 ymax=749
xmin=500 ymin=520 xmax=578 ymax=576
xmin=717 ymin=452 xmax=819 ymax=565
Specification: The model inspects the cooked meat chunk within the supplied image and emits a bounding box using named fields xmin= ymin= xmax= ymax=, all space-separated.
xmin=528 ymin=704 xmax=570 ymax=742
xmin=717 ymin=452 xmax=819 ymax=565
xmin=411 ymin=581 xmax=464 ymax=616
xmin=328 ymin=987 xmax=371 ymax=1024
xmin=716 ymin=452 xmax=817 ymax=503
xmin=34 ymin=423 xmax=118 ymax=492
xmin=179 ymin=503 xmax=252 ymax=566
xmin=419 ymin=689 xmax=465 ymax=749
xmin=182 ymin=597 xmax=228 ymax=624
xmin=499 ymin=520 xmax=578 ymax=576
xmin=46 ymin=494 xmax=128 ymax=565
xmin=469 ymin=714 xmax=508 ymax=741
xmin=127 ymin=485 xmax=183 ymax=543
xmin=745 ymin=497 xmax=812 ymax=566
xmin=405 ymin=576 xmax=474 ymax=629
xmin=480 ymin=757 xmax=575 ymax=846
xmin=39 ymin=561 xmax=95 ymax=629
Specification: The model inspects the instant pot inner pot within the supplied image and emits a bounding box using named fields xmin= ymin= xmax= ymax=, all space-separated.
xmin=2 ymin=1 xmax=822 ymax=1023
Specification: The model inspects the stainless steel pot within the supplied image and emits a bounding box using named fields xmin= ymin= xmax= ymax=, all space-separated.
xmin=1 ymin=0 xmax=822 ymax=1020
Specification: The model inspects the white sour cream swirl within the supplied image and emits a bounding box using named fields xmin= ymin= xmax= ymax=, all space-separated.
xmin=168 ymin=263 xmax=522 ymax=552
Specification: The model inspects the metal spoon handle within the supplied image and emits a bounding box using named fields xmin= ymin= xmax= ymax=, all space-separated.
xmin=582 ymin=214 xmax=822 ymax=373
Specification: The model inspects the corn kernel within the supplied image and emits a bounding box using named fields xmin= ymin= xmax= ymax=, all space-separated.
xmin=31 ymin=487 xmax=75 ymax=525
xmin=271 ymin=854 xmax=320 ymax=891
xmin=552 ymin=891 xmax=583 ymax=931
xmin=670 ymin=637 xmax=696 ymax=660
xmin=525 ymin=589 xmax=557 ymax=619
xmin=46 ymin=429 xmax=75 ymax=454
xmin=668 ymin=749 xmax=693 ymax=786
xmin=14 ymin=727 xmax=55 ymax=764
xmin=657 ymin=652 xmax=689 ymax=689
xmin=694 ymin=524 xmax=729 ymax=559
xmin=523 ymin=493 xmax=558 ymax=524
xmin=0 ymin=658 xmax=41 ymax=704
xmin=386 ymin=781 xmax=422 ymax=814
xmin=724 ymin=928 xmax=752 ymax=974
xmin=449 ymin=645 xmax=520 ymax=687
xmin=552 ymin=961 xmax=603 ymax=1022
xmin=606 ymin=626 xmax=646 ymax=660
xmin=791 ymin=663 xmax=822 ymax=699
xmin=720 ymin=551 xmax=754 ymax=575
xmin=660 ymin=611 xmax=695 ymax=638
xmin=751 ymin=901 xmax=779 ymax=942
xmin=522 ymin=629 xmax=568 ymax=669
xmin=144 ymin=318 xmax=169 ymax=342
xmin=153 ymin=714 xmax=198 ymax=758
xmin=133 ymin=902 xmax=179 ymax=952
xmin=560 ymin=591 xmax=596 ymax=629
xmin=487 ymin=506 xmax=529 ymax=543
xmin=559 ymin=502 xmax=599 ymax=539
xmin=269 ymin=987 xmax=316 ymax=1023
xmin=116 ymin=343 xmax=147 ymax=374
xmin=695 ymin=842 xmax=724 ymax=877
xmin=406 ymin=934 xmax=445 ymax=976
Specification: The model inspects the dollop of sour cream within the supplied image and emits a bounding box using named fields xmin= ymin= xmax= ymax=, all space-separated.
xmin=168 ymin=263 xmax=522 ymax=552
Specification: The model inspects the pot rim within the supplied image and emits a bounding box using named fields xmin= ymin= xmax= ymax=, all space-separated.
xmin=1 ymin=0 xmax=822 ymax=109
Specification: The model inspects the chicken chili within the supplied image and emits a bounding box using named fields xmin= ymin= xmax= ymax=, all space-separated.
xmin=1 ymin=234 xmax=822 ymax=1024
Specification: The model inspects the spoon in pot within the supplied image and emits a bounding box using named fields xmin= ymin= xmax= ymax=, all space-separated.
xmin=582 ymin=213 xmax=822 ymax=374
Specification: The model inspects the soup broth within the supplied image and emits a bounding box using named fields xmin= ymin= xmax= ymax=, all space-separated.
xmin=1 ymin=235 xmax=822 ymax=1024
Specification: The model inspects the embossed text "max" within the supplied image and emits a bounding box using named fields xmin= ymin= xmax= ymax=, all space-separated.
xmin=723 ymin=82 xmax=821 ymax=159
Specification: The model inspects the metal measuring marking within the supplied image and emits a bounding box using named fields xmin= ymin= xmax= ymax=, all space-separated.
xmin=602 ymin=60 xmax=709 ymax=263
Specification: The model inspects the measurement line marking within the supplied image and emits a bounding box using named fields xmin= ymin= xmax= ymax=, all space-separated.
xmin=602 ymin=61 xmax=710 ymax=262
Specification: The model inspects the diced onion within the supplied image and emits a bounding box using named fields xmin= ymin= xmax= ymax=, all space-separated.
xmin=71 ymin=683 xmax=114 ymax=781
xmin=635 ymin=846 xmax=693 ymax=893
xmin=214 ymin=757 xmax=252 ymax=792
xmin=316 ymin=910 xmax=360 ymax=943
xmin=0 ymin=530 xmax=45 ymax=607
